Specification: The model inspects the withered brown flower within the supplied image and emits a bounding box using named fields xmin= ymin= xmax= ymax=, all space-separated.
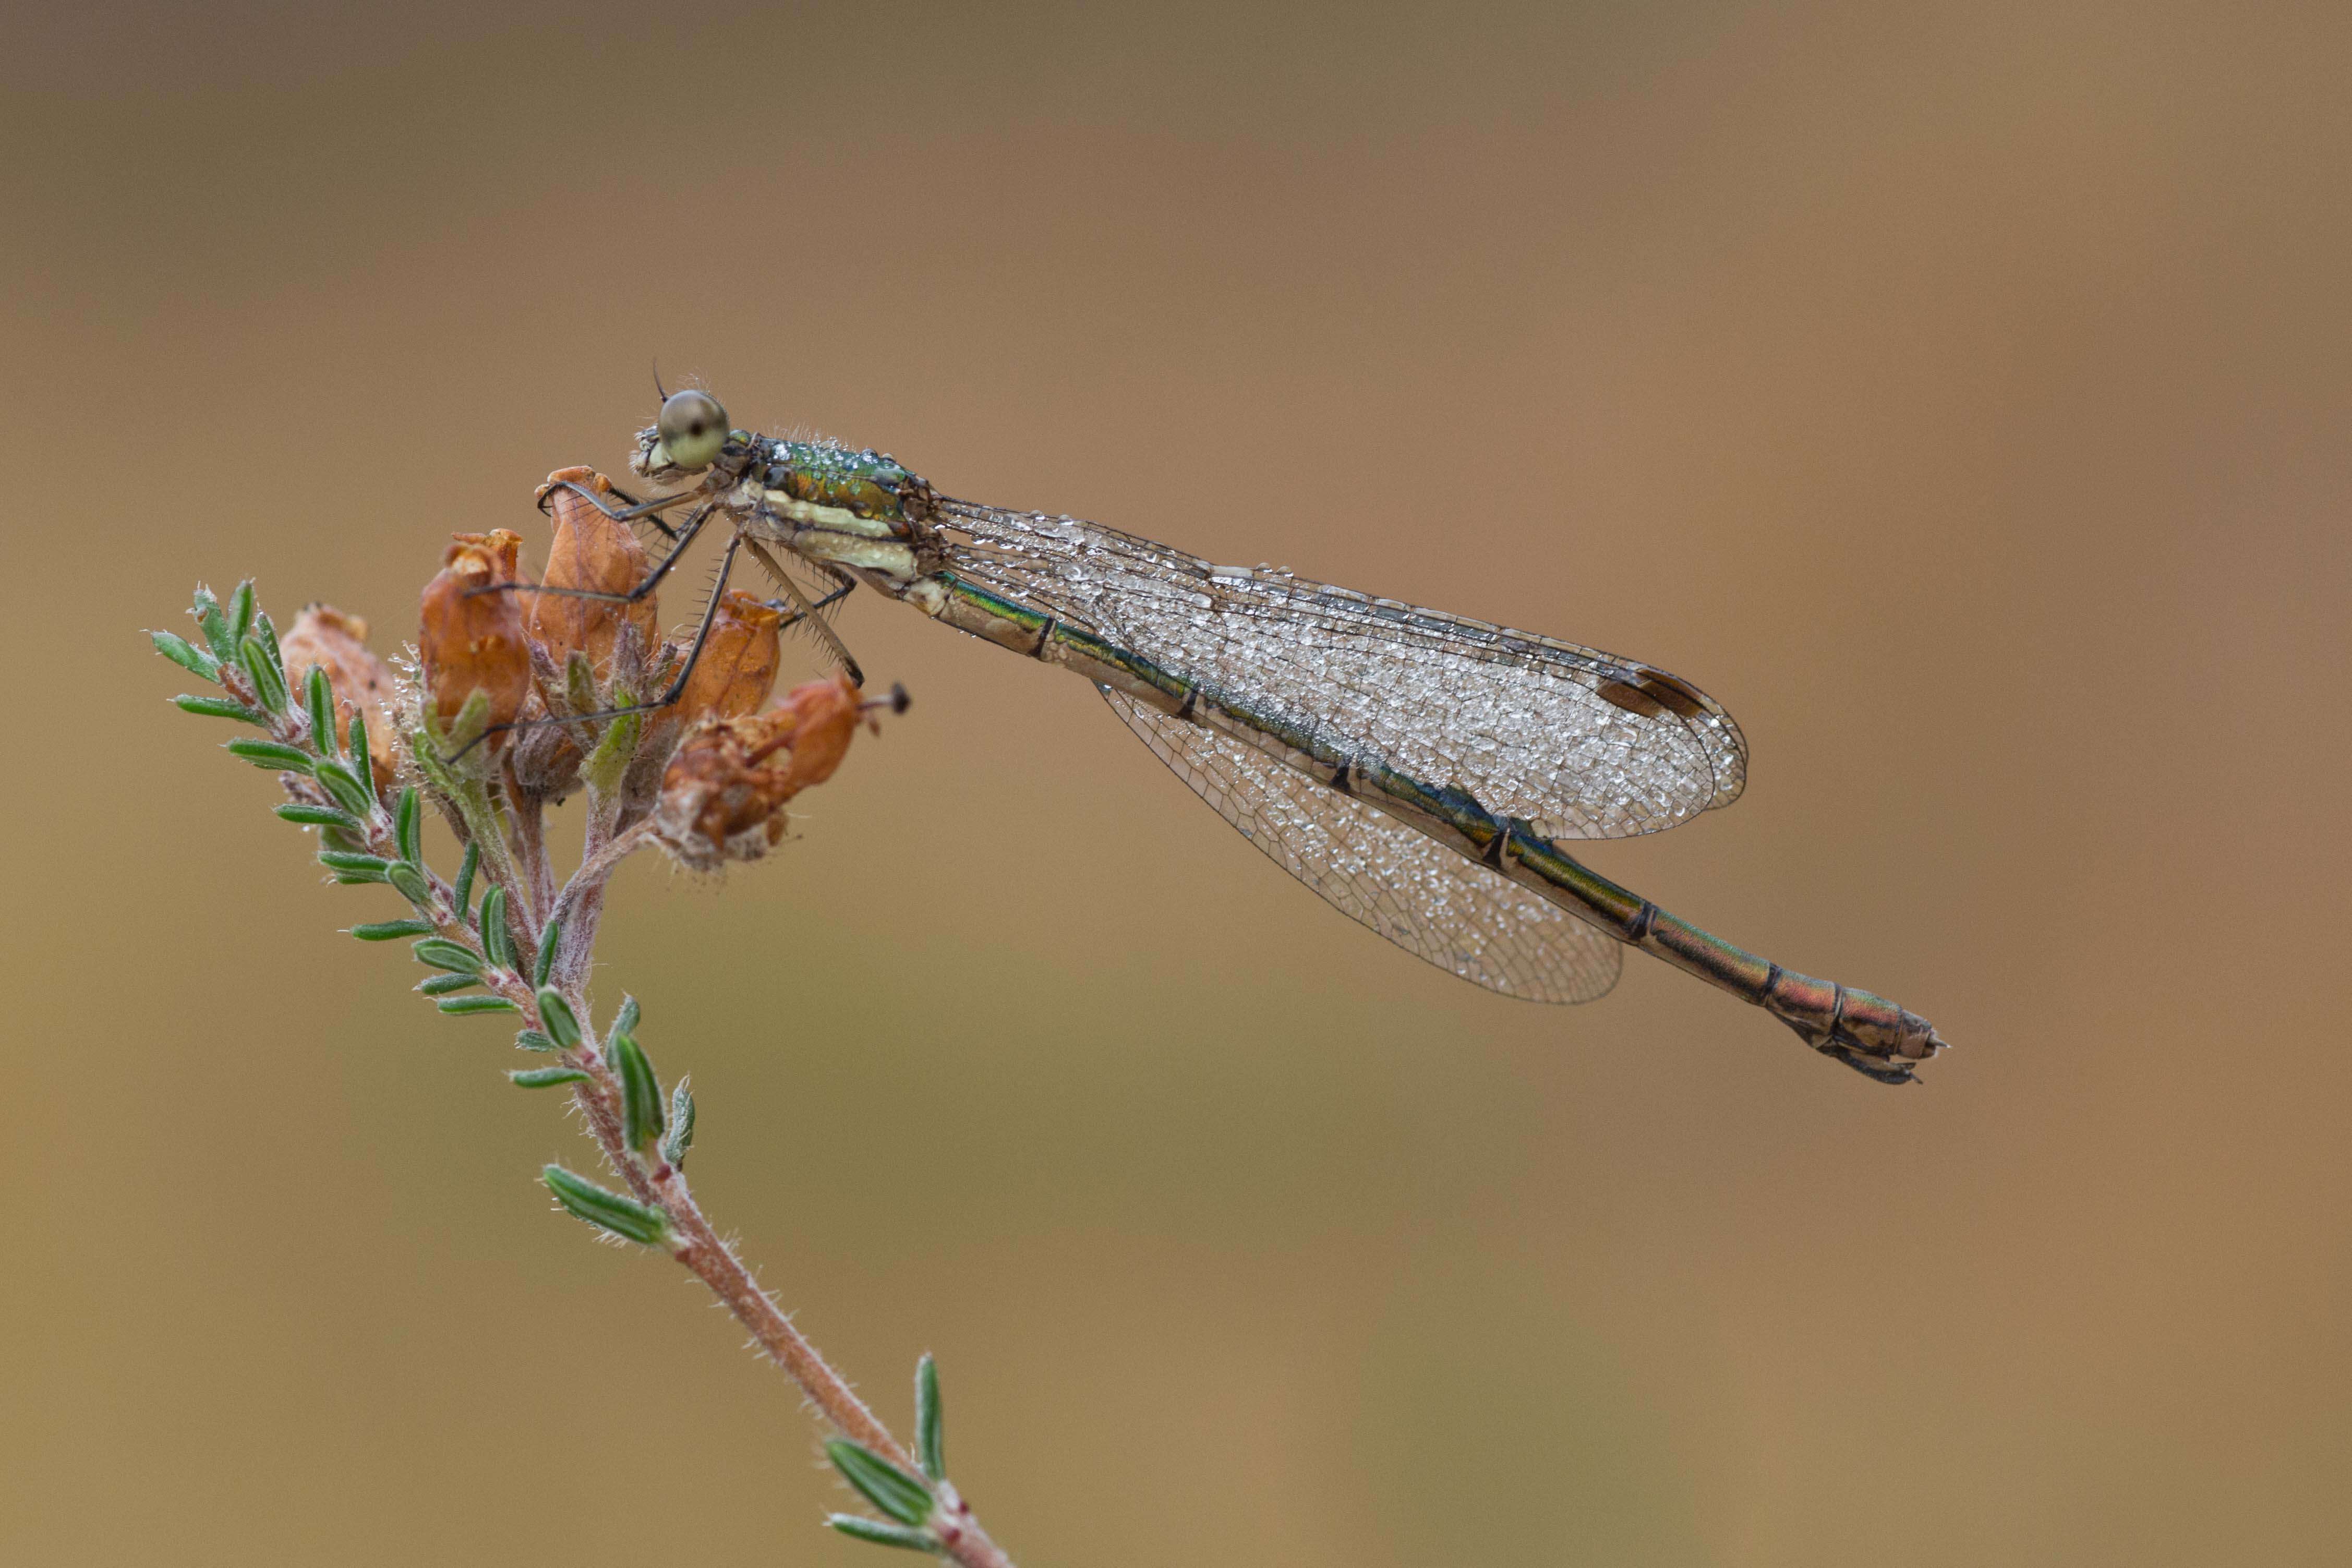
xmin=442 ymin=524 xmax=525 ymax=580
xmin=420 ymin=529 xmax=533 ymax=744
xmin=675 ymin=592 xmax=783 ymax=724
xmin=763 ymin=672 xmax=865 ymax=796
xmin=530 ymin=467 xmax=659 ymax=677
xmin=276 ymin=602 xmax=400 ymax=779
xmin=651 ymin=674 xmax=867 ymax=870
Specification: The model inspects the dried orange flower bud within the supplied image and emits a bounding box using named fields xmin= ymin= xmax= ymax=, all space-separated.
xmin=530 ymin=467 xmax=658 ymax=676
xmin=764 ymin=673 xmax=865 ymax=795
xmin=420 ymin=530 xmax=533 ymax=744
xmin=277 ymin=602 xmax=400 ymax=778
xmin=651 ymin=674 xmax=869 ymax=870
xmin=650 ymin=719 xmax=798 ymax=869
xmin=676 ymin=592 xmax=783 ymax=723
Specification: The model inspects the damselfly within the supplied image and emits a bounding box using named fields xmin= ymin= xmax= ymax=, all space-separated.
xmin=526 ymin=389 xmax=1948 ymax=1083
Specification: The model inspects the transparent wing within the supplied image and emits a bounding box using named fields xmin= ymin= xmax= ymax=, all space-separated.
xmin=943 ymin=501 xmax=1746 ymax=840
xmin=1101 ymin=686 xmax=1625 ymax=1004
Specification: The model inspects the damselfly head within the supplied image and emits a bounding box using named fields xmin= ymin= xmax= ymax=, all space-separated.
xmin=633 ymin=388 xmax=731 ymax=478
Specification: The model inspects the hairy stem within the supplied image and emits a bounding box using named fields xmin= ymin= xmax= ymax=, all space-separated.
xmin=496 ymin=854 xmax=1017 ymax=1568
xmin=505 ymin=766 xmax=558 ymax=923
xmin=448 ymin=774 xmax=533 ymax=930
xmin=549 ymin=822 xmax=650 ymax=934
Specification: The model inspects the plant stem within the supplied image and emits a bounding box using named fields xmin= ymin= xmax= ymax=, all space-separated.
xmin=505 ymin=764 xmax=557 ymax=921
xmin=210 ymin=602 xmax=1014 ymax=1564
xmin=498 ymin=860 xmax=1019 ymax=1568
xmin=549 ymin=821 xmax=649 ymax=934
xmin=657 ymin=1184 xmax=1019 ymax=1568
xmin=449 ymin=774 xmax=533 ymax=928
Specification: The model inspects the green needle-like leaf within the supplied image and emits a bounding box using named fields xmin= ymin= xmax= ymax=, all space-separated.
xmin=313 ymin=759 xmax=375 ymax=819
xmin=511 ymin=1028 xmax=559 ymax=1052
xmin=584 ymin=691 xmax=641 ymax=794
xmin=412 ymin=937 xmax=484 ymax=975
xmin=451 ymin=839 xmax=479 ymax=916
xmin=437 ymin=995 xmax=517 ymax=1016
xmin=347 ymin=713 xmax=375 ymax=798
xmin=411 ymin=725 xmax=456 ymax=795
xmin=152 ymin=630 xmax=221 ymax=681
xmin=511 ymin=1066 xmax=590 ymax=1088
xmin=612 ymin=995 xmax=641 ymax=1039
xmin=394 ymin=787 xmax=423 ymax=864
xmin=915 ymin=1354 xmax=945 ymax=1481
xmin=438 ymin=687 xmax=494 ymax=763
xmin=610 ymin=1033 xmax=662 ymax=1150
xmin=418 ymin=972 xmax=480 ymax=996
xmin=224 ymin=580 xmax=256 ymax=647
xmin=660 ymin=1078 xmax=695 ymax=1168
xmin=386 ymin=862 xmax=431 ymax=908
xmin=192 ymin=586 xmax=235 ymax=661
xmin=227 ymin=738 xmax=313 ymax=772
xmin=254 ymin=610 xmax=284 ymax=683
xmin=541 ymin=1165 xmax=670 ymax=1247
xmin=305 ymin=666 xmax=338 ymax=758
xmin=318 ymin=850 xmax=391 ymax=881
xmin=176 ymin=694 xmax=265 ymax=723
xmin=239 ymin=635 xmax=288 ymax=715
xmin=825 ymin=1441 xmax=935 ymax=1529
xmin=275 ymin=803 xmax=359 ymax=830
xmin=378 ymin=857 xmax=429 ymax=900
xmin=349 ymin=919 xmax=434 ymax=942
xmin=533 ymin=917 xmax=561 ymax=987
xmin=826 ymin=1516 xmax=943 ymax=1554
xmin=535 ymin=987 xmax=581 ymax=1051
xmin=478 ymin=886 xmax=513 ymax=970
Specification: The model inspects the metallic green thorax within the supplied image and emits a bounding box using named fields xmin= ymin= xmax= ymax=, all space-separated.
xmin=712 ymin=437 xmax=943 ymax=582
xmin=755 ymin=440 xmax=938 ymax=527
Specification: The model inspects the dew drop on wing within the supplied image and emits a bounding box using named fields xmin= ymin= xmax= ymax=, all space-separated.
xmin=940 ymin=499 xmax=1747 ymax=841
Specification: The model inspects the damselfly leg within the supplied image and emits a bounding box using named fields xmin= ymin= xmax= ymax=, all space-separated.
xmin=742 ymin=538 xmax=864 ymax=685
xmin=468 ymin=500 xmax=716 ymax=614
xmin=536 ymin=475 xmax=705 ymax=541
xmin=766 ymin=576 xmax=857 ymax=631
xmin=447 ymin=532 xmax=747 ymax=760
xmin=447 ymin=481 xmax=871 ymax=761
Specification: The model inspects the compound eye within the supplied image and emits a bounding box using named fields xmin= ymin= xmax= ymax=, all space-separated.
xmin=656 ymin=389 xmax=730 ymax=471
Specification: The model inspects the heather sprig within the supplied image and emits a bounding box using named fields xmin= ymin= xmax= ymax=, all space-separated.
xmin=154 ymin=558 xmax=1004 ymax=1568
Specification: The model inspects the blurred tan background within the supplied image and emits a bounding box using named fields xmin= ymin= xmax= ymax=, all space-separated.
xmin=5 ymin=1 xmax=2348 ymax=1562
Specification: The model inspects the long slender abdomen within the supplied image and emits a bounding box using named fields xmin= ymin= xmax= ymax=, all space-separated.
xmin=1502 ymin=832 xmax=1948 ymax=1082
xmin=911 ymin=569 xmax=1949 ymax=1081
